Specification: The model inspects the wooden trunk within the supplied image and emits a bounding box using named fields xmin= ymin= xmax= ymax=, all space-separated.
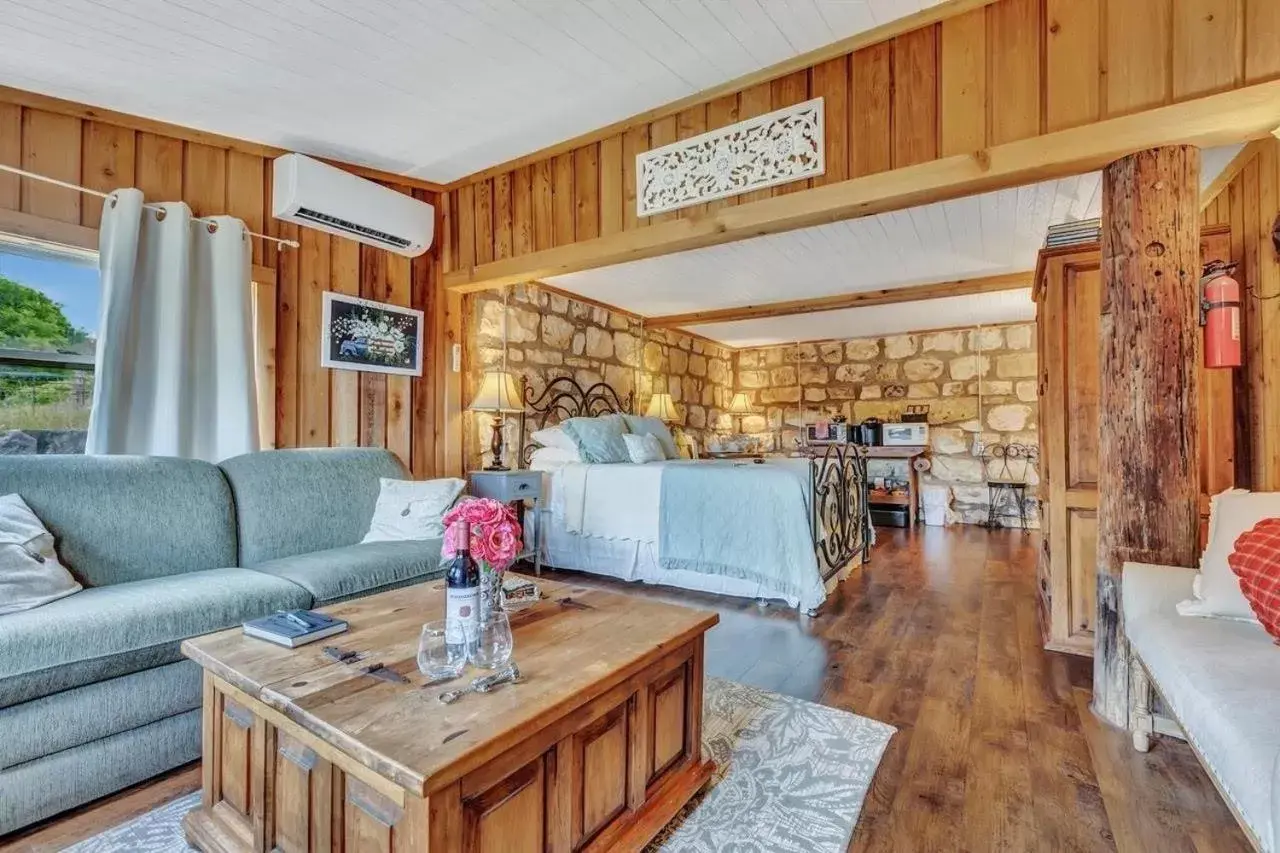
xmin=1033 ymin=225 xmax=1235 ymax=657
xmin=1094 ymin=145 xmax=1201 ymax=729
xmin=186 ymin=642 xmax=710 ymax=853
xmin=179 ymin=578 xmax=717 ymax=853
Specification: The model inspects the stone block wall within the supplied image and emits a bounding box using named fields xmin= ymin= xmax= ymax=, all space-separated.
xmin=466 ymin=285 xmax=734 ymax=470
xmin=0 ymin=429 xmax=87 ymax=455
xmin=735 ymin=323 xmax=1040 ymax=526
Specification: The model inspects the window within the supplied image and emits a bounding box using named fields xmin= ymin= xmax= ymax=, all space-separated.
xmin=0 ymin=237 xmax=98 ymax=454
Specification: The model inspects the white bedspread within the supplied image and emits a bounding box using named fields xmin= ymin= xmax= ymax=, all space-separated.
xmin=552 ymin=461 xmax=664 ymax=541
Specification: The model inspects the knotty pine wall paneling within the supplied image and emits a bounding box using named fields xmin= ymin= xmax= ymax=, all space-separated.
xmin=1203 ymin=139 xmax=1280 ymax=491
xmin=446 ymin=0 xmax=1280 ymax=275
xmin=0 ymin=92 xmax=458 ymax=477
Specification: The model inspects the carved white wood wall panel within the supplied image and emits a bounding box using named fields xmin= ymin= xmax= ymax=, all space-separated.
xmin=637 ymin=98 xmax=825 ymax=217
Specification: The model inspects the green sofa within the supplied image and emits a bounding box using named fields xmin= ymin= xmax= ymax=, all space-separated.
xmin=0 ymin=448 xmax=447 ymax=834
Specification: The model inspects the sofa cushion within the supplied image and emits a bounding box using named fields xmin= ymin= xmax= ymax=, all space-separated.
xmin=1125 ymin=562 xmax=1280 ymax=848
xmin=0 ymin=567 xmax=310 ymax=708
xmin=0 ymin=455 xmax=238 ymax=587
xmin=0 ymin=660 xmax=201 ymax=770
xmin=0 ymin=709 xmax=200 ymax=836
xmin=250 ymin=540 xmax=444 ymax=605
xmin=219 ymin=448 xmax=406 ymax=566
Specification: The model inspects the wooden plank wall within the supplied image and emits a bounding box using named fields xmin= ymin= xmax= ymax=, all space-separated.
xmin=0 ymin=92 xmax=460 ymax=478
xmin=445 ymin=0 xmax=1279 ymax=274
xmin=1202 ymin=137 xmax=1280 ymax=491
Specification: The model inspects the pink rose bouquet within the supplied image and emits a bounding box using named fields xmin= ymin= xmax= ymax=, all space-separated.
xmin=442 ymin=497 xmax=523 ymax=570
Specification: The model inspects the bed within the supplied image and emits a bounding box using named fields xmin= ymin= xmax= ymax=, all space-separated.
xmin=516 ymin=377 xmax=871 ymax=613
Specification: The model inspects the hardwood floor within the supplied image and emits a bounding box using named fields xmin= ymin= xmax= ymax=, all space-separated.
xmin=1 ymin=526 xmax=1250 ymax=852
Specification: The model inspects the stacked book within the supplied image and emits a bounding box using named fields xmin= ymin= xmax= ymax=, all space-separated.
xmin=1045 ymin=218 xmax=1102 ymax=248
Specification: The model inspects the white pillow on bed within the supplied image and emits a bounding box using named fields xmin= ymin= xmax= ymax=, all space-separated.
xmin=530 ymin=426 xmax=578 ymax=452
xmin=530 ymin=447 xmax=582 ymax=467
xmin=623 ymin=433 xmax=666 ymax=464
xmin=622 ymin=415 xmax=679 ymax=460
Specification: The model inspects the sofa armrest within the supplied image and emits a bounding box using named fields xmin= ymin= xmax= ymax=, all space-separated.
xmin=1122 ymin=562 xmax=1197 ymax=626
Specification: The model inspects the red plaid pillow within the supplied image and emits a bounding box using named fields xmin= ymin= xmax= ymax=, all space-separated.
xmin=1227 ymin=517 xmax=1280 ymax=641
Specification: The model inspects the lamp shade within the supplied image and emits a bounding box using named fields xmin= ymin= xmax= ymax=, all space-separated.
xmin=644 ymin=392 xmax=679 ymax=422
xmin=727 ymin=392 xmax=753 ymax=415
xmin=469 ymin=371 xmax=523 ymax=413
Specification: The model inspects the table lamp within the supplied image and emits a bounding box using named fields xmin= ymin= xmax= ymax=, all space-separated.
xmin=726 ymin=392 xmax=753 ymax=434
xmin=470 ymin=370 xmax=523 ymax=470
xmin=644 ymin=392 xmax=679 ymax=423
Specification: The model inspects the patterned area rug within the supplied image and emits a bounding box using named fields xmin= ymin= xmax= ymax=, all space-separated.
xmin=65 ymin=678 xmax=894 ymax=853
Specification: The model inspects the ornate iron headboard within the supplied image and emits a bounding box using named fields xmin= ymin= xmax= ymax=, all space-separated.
xmin=516 ymin=376 xmax=634 ymax=468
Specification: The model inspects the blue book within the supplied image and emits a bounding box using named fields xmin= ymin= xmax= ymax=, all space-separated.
xmin=242 ymin=609 xmax=348 ymax=648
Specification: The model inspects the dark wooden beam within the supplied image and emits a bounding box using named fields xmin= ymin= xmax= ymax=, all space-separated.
xmin=643 ymin=271 xmax=1033 ymax=330
xmin=1094 ymin=145 xmax=1201 ymax=729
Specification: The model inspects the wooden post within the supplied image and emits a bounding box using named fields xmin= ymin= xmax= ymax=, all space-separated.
xmin=1094 ymin=146 xmax=1201 ymax=729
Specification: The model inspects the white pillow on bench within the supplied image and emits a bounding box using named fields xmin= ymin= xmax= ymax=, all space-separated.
xmin=1177 ymin=488 xmax=1275 ymax=623
xmin=0 ymin=493 xmax=81 ymax=615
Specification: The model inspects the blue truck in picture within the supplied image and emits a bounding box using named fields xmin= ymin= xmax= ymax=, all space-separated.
xmin=339 ymin=337 xmax=369 ymax=358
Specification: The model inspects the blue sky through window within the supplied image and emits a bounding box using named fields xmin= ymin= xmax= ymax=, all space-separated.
xmin=0 ymin=248 xmax=100 ymax=338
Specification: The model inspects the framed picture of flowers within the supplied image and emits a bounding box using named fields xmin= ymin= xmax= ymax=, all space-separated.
xmin=320 ymin=292 xmax=424 ymax=376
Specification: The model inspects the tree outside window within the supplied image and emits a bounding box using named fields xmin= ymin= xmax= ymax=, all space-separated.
xmin=0 ymin=243 xmax=98 ymax=452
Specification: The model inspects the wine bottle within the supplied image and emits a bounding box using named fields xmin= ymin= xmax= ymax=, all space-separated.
xmin=445 ymin=522 xmax=480 ymax=642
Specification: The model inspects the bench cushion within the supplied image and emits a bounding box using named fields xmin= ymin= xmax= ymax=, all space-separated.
xmin=0 ymin=567 xmax=310 ymax=707
xmin=1125 ymin=562 xmax=1280 ymax=850
xmin=220 ymin=448 xmax=406 ymax=566
xmin=250 ymin=540 xmax=444 ymax=605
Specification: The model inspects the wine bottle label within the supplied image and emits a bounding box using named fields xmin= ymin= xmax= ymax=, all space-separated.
xmin=446 ymin=586 xmax=479 ymax=641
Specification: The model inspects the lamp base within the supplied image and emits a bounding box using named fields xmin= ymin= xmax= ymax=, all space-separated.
xmin=488 ymin=415 xmax=509 ymax=470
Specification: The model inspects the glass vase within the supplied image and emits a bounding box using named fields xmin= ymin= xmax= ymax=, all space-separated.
xmin=479 ymin=563 xmax=504 ymax=621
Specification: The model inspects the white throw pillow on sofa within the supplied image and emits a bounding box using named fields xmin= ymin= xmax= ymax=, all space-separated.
xmin=362 ymin=478 xmax=465 ymax=543
xmin=1176 ymin=488 xmax=1275 ymax=623
xmin=0 ymin=493 xmax=81 ymax=615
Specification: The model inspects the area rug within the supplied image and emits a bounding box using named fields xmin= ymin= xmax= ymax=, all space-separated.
xmin=65 ymin=678 xmax=894 ymax=853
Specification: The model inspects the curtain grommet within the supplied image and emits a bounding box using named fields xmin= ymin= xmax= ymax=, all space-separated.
xmin=207 ymin=222 xmax=218 ymax=235
xmin=155 ymin=208 xmax=167 ymax=222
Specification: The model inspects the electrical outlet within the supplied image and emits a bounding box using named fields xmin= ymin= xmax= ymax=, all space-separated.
xmin=451 ymin=343 xmax=461 ymax=372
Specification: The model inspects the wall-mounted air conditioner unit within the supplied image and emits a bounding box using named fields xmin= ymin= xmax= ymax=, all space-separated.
xmin=271 ymin=154 xmax=434 ymax=257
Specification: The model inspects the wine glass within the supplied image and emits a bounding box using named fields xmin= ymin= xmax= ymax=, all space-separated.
xmin=418 ymin=620 xmax=469 ymax=681
xmin=470 ymin=612 xmax=514 ymax=670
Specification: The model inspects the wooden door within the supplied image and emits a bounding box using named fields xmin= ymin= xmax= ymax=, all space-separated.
xmin=1041 ymin=252 xmax=1102 ymax=655
xmin=1037 ymin=225 xmax=1237 ymax=656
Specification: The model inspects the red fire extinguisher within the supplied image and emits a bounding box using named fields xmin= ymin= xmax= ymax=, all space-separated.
xmin=1200 ymin=260 xmax=1242 ymax=369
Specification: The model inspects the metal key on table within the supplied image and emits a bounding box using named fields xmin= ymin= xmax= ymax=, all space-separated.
xmin=437 ymin=663 xmax=522 ymax=704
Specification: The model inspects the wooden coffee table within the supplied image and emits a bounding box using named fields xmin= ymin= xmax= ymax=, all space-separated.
xmin=180 ymin=575 xmax=717 ymax=853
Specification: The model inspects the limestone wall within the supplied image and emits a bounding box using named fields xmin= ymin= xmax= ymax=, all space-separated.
xmin=735 ymin=323 xmax=1040 ymax=526
xmin=466 ymin=285 xmax=734 ymax=470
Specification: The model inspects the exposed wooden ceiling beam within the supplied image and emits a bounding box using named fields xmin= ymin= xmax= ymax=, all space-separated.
xmin=444 ymin=80 xmax=1280 ymax=293
xmin=1200 ymin=139 xmax=1267 ymax=210
xmin=0 ymin=86 xmax=446 ymax=195
xmin=643 ymin=272 xmax=1032 ymax=329
xmin=444 ymin=0 xmax=1002 ymax=190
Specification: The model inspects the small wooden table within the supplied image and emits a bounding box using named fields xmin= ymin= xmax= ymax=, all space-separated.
xmin=181 ymin=576 xmax=718 ymax=853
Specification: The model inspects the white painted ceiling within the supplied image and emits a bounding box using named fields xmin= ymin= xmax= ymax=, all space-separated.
xmin=685 ymin=289 xmax=1037 ymax=348
xmin=548 ymin=144 xmax=1243 ymax=346
xmin=0 ymin=0 xmax=942 ymax=182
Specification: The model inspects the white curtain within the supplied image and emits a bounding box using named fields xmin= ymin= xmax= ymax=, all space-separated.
xmin=86 ymin=188 xmax=259 ymax=462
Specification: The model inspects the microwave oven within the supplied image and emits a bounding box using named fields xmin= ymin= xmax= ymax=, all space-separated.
xmin=880 ymin=423 xmax=929 ymax=446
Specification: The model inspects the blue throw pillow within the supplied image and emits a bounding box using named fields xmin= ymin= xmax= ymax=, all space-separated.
xmin=622 ymin=415 xmax=680 ymax=460
xmin=562 ymin=416 xmax=631 ymax=464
